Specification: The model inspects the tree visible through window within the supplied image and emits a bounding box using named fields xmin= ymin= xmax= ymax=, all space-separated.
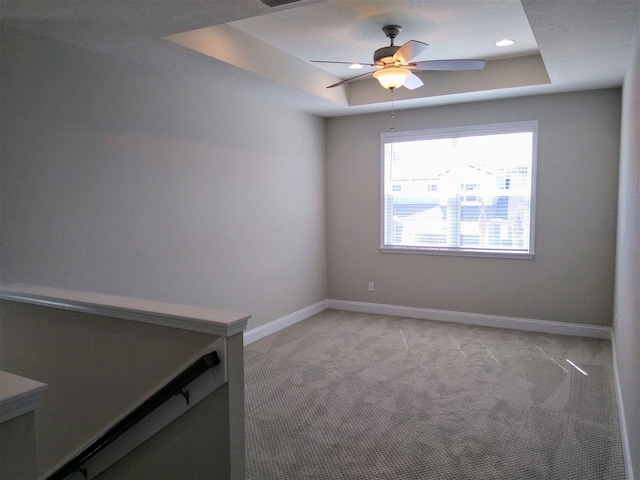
xmin=381 ymin=122 xmax=537 ymax=258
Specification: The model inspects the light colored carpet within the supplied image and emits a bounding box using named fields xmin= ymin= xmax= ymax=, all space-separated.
xmin=245 ymin=309 xmax=626 ymax=479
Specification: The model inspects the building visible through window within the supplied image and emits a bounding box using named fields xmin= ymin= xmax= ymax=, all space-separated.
xmin=381 ymin=122 xmax=537 ymax=258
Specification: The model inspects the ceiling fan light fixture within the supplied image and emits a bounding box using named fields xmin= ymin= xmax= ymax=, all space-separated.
xmin=373 ymin=67 xmax=410 ymax=90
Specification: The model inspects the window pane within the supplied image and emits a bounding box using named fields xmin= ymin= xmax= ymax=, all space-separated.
xmin=382 ymin=123 xmax=536 ymax=256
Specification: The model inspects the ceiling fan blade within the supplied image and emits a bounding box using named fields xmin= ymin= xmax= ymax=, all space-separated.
xmin=393 ymin=40 xmax=429 ymax=64
xmin=403 ymin=72 xmax=424 ymax=90
xmin=412 ymin=59 xmax=486 ymax=71
xmin=326 ymin=71 xmax=374 ymax=88
xmin=311 ymin=60 xmax=375 ymax=66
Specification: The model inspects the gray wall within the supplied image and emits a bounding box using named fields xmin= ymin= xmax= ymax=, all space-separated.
xmin=0 ymin=300 xmax=218 ymax=477
xmin=0 ymin=412 xmax=37 ymax=480
xmin=97 ymin=385 xmax=231 ymax=480
xmin=0 ymin=26 xmax=327 ymax=330
xmin=613 ymin=20 xmax=640 ymax=478
xmin=327 ymin=90 xmax=621 ymax=326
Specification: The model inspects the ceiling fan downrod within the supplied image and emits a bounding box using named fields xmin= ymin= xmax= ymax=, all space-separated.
xmin=382 ymin=25 xmax=402 ymax=46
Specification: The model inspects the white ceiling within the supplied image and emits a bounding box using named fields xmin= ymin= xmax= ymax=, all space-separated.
xmin=230 ymin=0 xmax=540 ymax=77
xmin=1 ymin=0 xmax=638 ymax=117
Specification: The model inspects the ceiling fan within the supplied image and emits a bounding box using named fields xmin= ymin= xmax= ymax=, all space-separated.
xmin=311 ymin=25 xmax=486 ymax=90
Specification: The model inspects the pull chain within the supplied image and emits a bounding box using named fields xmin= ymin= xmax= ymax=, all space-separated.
xmin=390 ymin=88 xmax=395 ymax=131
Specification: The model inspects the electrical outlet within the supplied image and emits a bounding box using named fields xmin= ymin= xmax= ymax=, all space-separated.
xmin=368 ymin=282 xmax=374 ymax=292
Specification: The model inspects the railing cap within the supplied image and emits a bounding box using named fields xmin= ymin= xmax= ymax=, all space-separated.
xmin=0 ymin=371 xmax=48 ymax=423
xmin=0 ymin=284 xmax=250 ymax=337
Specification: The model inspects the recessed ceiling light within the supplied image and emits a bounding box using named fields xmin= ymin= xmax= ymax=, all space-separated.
xmin=348 ymin=63 xmax=364 ymax=69
xmin=496 ymin=39 xmax=515 ymax=47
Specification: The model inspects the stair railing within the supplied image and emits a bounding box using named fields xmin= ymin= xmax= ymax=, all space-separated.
xmin=46 ymin=351 xmax=221 ymax=480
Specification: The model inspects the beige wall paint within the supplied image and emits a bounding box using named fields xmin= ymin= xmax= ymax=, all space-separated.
xmin=613 ymin=20 xmax=640 ymax=478
xmin=0 ymin=300 xmax=218 ymax=477
xmin=96 ymin=385 xmax=231 ymax=480
xmin=0 ymin=412 xmax=38 ymax=480
xmin=0 ymin=25 xmax=327 ymax=330
xmin=327 ymin=89 xmax=621 ymax=326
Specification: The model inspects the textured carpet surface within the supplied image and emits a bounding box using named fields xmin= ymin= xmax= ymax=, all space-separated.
xmin=245 ymin=310 xmax=626 ymax=479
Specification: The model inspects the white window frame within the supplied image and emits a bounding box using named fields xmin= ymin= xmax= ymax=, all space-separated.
xmin=380 ymin=121 xmax=538 ymax=259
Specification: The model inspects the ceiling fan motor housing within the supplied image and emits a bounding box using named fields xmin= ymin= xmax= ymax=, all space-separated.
xmin=375 ymin=25 xmax=403 ymax=65
xmin=374 ymin=45 xmax=401 ymax=64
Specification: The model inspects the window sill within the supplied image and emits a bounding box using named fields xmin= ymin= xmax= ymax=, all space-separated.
xmin=380 ymin=246 xmax=534 ymax=260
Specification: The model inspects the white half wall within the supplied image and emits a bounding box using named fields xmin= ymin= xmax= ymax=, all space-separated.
xmin=0 ymin=299 xmax=219 ymax=477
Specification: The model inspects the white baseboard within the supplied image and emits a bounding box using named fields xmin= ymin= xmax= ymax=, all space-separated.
xmin=327 ymin=299 xmax=612 ymax=339
xmin=243 ymin=300 xmax=328 ymax=345
xmin=243 ymin=298 xmax=612 ymax=344
xmin=611 ymin=334 xmax=635 ymax=480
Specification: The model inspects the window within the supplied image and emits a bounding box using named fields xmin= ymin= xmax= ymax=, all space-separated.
xmin=381 ymin=121 xmax=537 ymax=258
